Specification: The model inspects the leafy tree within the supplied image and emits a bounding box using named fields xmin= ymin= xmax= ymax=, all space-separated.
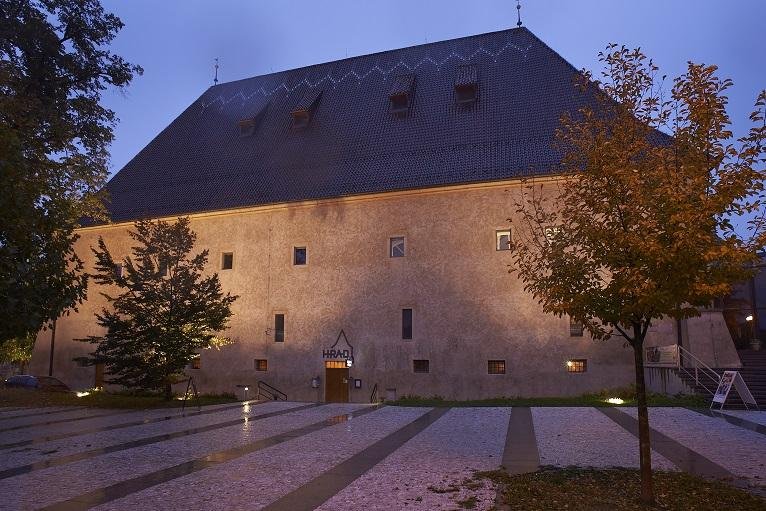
xmin=0 ymin=333 xmax=36 ymax=374
xmin=510 ymin=45 xmax=765 ymax=504
xmin=78 ymin=218 xmax=238 ymax=399
xmin=0 ymin=0 xmax=142 ymax=345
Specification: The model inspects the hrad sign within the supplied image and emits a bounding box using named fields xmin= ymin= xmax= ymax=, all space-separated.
xmin=323 ymin=330 xmax=354 ymax=364
xmin=711 ymin=370 xmax=759 ymax=410
xmin=644 ymin=345 xmax=679 ymax=367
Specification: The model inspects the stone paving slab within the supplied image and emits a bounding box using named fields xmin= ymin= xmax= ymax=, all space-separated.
xmin=315 ymin=407 xmax=509 ymax=511
xmin=0 ymin=406 xmax=80 ymax=419
xmin=92 ymin=406 xmax=431 ymax=511
xmin=723 ymin=410 xmax=766 ymax=427
xmin=531 ymin=407 xmax=677 ymax=470
xmin=0 ymin=403 xmax=363 ymax=510
xmin=0 ymin=407 xmax=121 ymax=431
xmin=622 ymin=407 xmax=766 ymax=488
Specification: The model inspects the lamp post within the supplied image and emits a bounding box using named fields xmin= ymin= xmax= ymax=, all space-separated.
xmin=745 ymin=315 xmax=757 ymax=350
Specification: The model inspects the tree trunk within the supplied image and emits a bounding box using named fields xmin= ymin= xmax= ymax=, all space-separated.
xmin=632 ymin=325 xmax=654 ymax=504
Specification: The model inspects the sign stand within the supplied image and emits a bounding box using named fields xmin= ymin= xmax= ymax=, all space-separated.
xmin=711 ymin=370 xmax=759 ymax=410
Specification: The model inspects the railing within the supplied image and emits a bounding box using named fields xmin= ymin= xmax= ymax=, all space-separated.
xmin=181 ymin=377 xmax=201 ymax=413
xmin=677 ymin=345 xmax=722 ymax=396
xmin=370 ymin=383 xmax=378 ymax=404
xmin=257 ymin=380 xmax=287 ymax=401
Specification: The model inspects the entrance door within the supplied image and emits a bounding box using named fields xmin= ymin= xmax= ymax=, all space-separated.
xmin=325 ymin=366 xmax=349 ymax=403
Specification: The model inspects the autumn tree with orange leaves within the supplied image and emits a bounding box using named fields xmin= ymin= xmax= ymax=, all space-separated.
xmin=510 ymin=45 xmax=765 ymax=504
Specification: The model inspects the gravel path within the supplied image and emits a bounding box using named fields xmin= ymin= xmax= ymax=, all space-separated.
xmin=0 ymin=403 xmax=363 ymax=511
xmin=316 ymin=407 xmax=509 ymax=511
xmin=532 ymin=407 xmax=677 ymax=470
xmin=93 ymin=406 xmax=431 ymax=511
xmin=622 ymin=407 xmax=766 ymax=487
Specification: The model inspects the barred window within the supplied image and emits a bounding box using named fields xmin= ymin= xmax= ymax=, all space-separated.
xmin=390 ymin=237 xmax=405 ymax=258
xmin=222 ymin=252 xmax=234 ymax=270
xmin=570 ymin=317 xmax=584 ymax=337
xmin=191 ymin=356 xmax=201 ymax=370
xmin=488 ymin=360 xmax=506 ymax=374
xmin=413 ymin=359 xmax=430 ymax=373
xmin=566 ymin=359 xmax=587 ymax=373
xmin=254 ymin=359 xmax=268 ymax=372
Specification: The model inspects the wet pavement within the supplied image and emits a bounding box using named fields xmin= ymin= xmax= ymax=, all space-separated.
xmin=0 ymin=403 xmax=763 ymax=510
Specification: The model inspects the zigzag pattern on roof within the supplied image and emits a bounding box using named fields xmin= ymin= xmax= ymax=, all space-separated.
xmin=199 ymin=39 xmax=533 ymax=112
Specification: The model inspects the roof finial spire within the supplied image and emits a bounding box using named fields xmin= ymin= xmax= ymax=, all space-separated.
xmin=516 ymin=0 xmax=523 ymax=27
xmin=213 ymin=58 xmax=219 ymax=85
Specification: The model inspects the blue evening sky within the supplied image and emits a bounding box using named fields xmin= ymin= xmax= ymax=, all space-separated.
xmin=101 ymin=0 xmax=765 ymax=177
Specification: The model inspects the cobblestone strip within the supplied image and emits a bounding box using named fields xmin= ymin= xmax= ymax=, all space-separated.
xmin=688 ymin=408 xmax=766 ymax=436
xmin=0 ymin=407 xmax=80 ymax=420
xmin=0 ymin=402 xmax=319 ymax=479
xmin=262 ymin=407 xmax=450 ymax=511
xmin=316 ymin=407 xmax=508 ymax=511
xmin=35 ymin=405 xmax=380 ymax=511
xmin=0 ymin=408 xmax=134 ymax=433
xmin=598 ymin=407 xmax=732 ymax=479
xmin=0 ymin=400 xmax=260 ymax=450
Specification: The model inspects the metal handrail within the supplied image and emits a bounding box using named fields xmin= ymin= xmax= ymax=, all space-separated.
xmin=677 ymin=345 xmax=722 ymax=395
xmin=181 ymin=377 xmax=201 ymax=413
xmin=257 ymin=380 xmax=287 ymax=401
xmin=370 ymin=383 xmax=378 ymax=404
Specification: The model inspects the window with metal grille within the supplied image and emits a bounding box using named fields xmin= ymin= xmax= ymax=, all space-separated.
xmin=402 ymin=308 xmax=413 ymax=339
xmin=570 ymin=317 xmax=584 ymax=337
xmin=274 ymin=314 xmax=285 ymax=342
xmin=222 ymin=252 xmax=233 ymax=270
xmin=191 ymin=356 xmax=201 ymax=369
xmin=294 ymin=247 xmax=307 ymax=265
xmin=254 ymin=359 xmax=268 ymax=371
xmin=390 ymin=237 xmax=405 ymax=257
xmin=488 ymin=360 xmax=506 ymax=374
xmin=566 ymin=359 xmax=587 ymax=373
xmin=413 ymin=359 xmax=429 ymax=373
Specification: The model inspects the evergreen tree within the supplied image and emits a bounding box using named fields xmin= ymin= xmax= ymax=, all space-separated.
xmin=78 ymin=218 xmax=237 ymax=399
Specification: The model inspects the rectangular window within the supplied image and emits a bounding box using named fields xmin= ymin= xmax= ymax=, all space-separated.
xmin=274 ymin=314 xmax=285 ymax=342
xmin=294 ymin=247 xmax=307 ymax=265
xmin=566 ymin=359 xmax=587 ymax=373
xmin=254 ymin=359 xmax=268 ymax=371
xmin=402 ymin=308 xmax=413 ymax=339
xmin=496 ymin=230 xmax=511 ymax=251
xmin=570 ymin=317 xmax=584 ymax=337
xmin=413 ymin=359 xmax=430 ymax=373
xmin=488 ymin=360 xmax=506 ymax=374
xmin=158 ymin=258 xmax=168 ymax=277
xmin=114 ymin=264 xmax=124 ymax=278
xmin=222 ymin=252 xmax=234 ymax=270
xmin=191 ymin=356 xmax=201 ymax=370
xmin=390 ymin=236 xmax=405 ymax=258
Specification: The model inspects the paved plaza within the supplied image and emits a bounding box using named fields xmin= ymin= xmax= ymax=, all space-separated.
xmin=0 ymin=402 xmax=763 ymax=510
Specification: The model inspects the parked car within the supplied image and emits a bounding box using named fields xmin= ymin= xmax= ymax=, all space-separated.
xmin=3 ymin=375 xmax=71 ymax=392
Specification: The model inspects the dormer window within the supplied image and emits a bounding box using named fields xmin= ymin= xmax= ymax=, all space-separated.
xmin=238 ymin=103 xmax=268 ymax=137
xmin=389 ymin=74 xmax=415 ymax=116
xmin=291 ymin=89 xmax=322 ymax=130
xmin=455 ymin=65 xmax=478 ymax=104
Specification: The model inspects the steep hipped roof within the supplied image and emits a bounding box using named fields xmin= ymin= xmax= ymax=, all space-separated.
xmin=105 ymin=27 xmax=585 ymax=222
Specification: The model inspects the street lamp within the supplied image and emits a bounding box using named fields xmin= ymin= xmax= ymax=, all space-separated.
xmin=746 ymin=315 xmax=756 ymax=344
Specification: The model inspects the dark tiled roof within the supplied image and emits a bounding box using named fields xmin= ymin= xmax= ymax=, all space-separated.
xmin=105 ymin=27 xmax=585 ymax=222
xmin=388 ymin=74 xmax=416 ymax=97
xmin=292 ymin=89 xmax=322 ymax=113
xmin=455 ymin=65 xmax=477 ymax=87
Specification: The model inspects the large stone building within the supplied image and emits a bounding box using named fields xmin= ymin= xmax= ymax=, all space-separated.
xmin=30 ymin=27 xmax=739 ymax=402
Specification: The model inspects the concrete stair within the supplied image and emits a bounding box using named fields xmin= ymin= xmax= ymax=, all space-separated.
xmin=675 ymin=349 xmax=766 ymax=408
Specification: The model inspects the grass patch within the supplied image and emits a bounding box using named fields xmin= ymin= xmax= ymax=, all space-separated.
xmin=0 ymin=387 xmax=237 ymax=409
xmin=389 ymin=389 xmax=709 ymax=408
xmin=475 ymin=467 xmax=764 ymax=510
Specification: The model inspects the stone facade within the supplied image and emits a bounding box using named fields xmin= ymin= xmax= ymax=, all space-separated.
xmin=29 ymin=179 xmax=739 ymax=401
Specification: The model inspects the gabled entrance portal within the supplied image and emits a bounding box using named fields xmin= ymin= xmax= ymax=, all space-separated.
xmin=325 ymin=361 xmax=349 ymax=403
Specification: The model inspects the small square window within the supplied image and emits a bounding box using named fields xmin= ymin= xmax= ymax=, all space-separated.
xmin=496 ymin=230 xmax=511 ymax=251
xmin=390 ymin=237 xmax=405 ymax=258
xmin=413 ymin=359 xmax=429 ymax=373
xmin=402 ymin=308 xmax=413 ymax=340
xmin=566 ymin=359 xmax=587 ymax=373
xmin=191 ymin=356 xmax=201 ymax=370
xmin=254 ymin=359 xmax=268 ymax=371
xmin=114 ymin=264 xmax=124 ymax=278
xmin=570 ymin=317 xmax=584 ymax=337
xmin=294 ymin=247 xmax=307 ymax=265
xmin=274 ymin=314 xmax=285 ymax=343
xmin=222 ymin=253 xmax=234 ymax=270
xmin=488 ymin=360 xmax=506 ymax=374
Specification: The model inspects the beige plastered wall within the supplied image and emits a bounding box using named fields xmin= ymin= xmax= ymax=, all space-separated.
xmin=29 ymin=178 xmax=736 ymax=400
